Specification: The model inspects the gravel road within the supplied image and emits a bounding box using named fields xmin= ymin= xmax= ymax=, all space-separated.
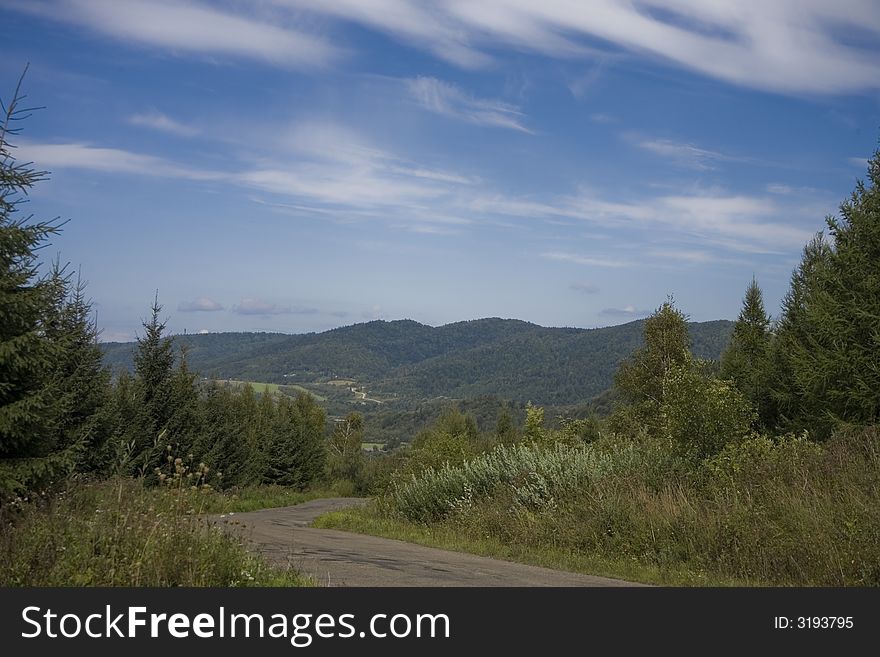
xmin=215 ymin=498 xmax=644 ymax=587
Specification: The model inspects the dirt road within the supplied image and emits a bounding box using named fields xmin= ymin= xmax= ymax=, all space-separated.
xmin=215 ymin=498 xmax=643 ymax=587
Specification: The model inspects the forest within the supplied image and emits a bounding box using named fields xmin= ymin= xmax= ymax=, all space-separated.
xmin=2 ymin=74 xmax=879 ymax=586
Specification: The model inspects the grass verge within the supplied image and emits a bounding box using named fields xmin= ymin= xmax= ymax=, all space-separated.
xmin=197 ymin=485 xmax=352 ymax=514
xmin=312 ymin=505 xmax=749 ymax=586
xmin=0 ymin=478 xmax=311 ymax=586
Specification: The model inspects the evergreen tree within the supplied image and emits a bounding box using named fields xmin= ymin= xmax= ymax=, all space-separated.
xmin=720 ymin=277 xmax=772 ymax=427
xmin=162 ymin=343 xmax=201 ymax=459
xmin=197 ymin=383 xmax=248 ymax=487
xmin=0 ymin=70 xmax=71 ymax=499
xmin=44 ymin=269 xmax=111 ymax=470
xmin=130 ymin=296 xmax=176 ymax=474
xmin=770 ymin=149 xmax=880 ymax=437
xmin=265 ymin=393 xmax=326 ymax=488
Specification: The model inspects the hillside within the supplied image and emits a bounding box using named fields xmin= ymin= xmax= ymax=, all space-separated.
xmin=101 ymin=317 xmax=733 ymax=408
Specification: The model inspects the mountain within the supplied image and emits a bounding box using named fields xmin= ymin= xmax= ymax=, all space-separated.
xmin=100 ymin=317 xmax=733 ymax=407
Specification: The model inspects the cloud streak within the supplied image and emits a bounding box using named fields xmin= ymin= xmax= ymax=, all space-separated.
xmin=129 ymin=111 xmax=198 ymax=137
xmin=7 ymin=0 xmax=341 ymax=69
xmin=231 ymin=298 xmax=318 ymax=315
xmin=281 ymin=0 xmax=880 ymax=95
xmin=600 ymin=305 xmax=650 ymax=318
xmin=9 ymin=1 xmax=880 ymax=95
xmin=407 ymin=77 xmax=532 ymax=133
xmin=178 ymin=297 xmax=224 ymax=312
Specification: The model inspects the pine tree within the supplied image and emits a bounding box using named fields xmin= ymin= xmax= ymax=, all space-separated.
xmin=720 ymin=277 xmax=772 ymax=427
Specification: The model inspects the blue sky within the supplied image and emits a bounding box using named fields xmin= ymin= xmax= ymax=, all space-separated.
xmin=2 ymin=0 xmax=879 ymax=341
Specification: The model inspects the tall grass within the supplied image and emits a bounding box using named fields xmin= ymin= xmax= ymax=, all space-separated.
xmin=0 ymin=478 xmax=309 ymax=586
xmin=383 ymin=427 xmax=880 ymax=585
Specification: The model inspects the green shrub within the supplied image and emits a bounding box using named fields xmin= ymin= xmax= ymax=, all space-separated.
xmin=0 ymin=479 xmax=307 ymax=586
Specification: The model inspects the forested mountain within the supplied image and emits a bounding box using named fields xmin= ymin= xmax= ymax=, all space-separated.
xmin=101 ymin=317 xmax=733 ymax=406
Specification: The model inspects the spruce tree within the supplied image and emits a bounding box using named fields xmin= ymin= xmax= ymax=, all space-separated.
xmin=265 ymin=393 xmax=326 ymax=488
xmin=130 ymin=296 xmax=176 ymax=474
xmin=0 ymin=70 xmax=70 ymax=498
xmin=45 ymin=269 xmax=111 ymax=470
xmin=766 ymin=234 xmax=832 ymax=432
xmin=720 ymin=277 xmax=772 ymax=427
xmin=771 ymin=149 xmax=880 ymax=437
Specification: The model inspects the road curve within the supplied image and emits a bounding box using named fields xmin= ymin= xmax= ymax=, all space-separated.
xmin=214 ymin=498 xmax=644 ymax=587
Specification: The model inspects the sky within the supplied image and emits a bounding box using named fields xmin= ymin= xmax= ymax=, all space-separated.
xmin=2 ymin=0 xmax=879 ymax=341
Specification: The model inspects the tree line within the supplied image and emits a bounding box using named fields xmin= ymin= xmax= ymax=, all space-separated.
xmin=0 ymin=76 xmax=330 ymax=503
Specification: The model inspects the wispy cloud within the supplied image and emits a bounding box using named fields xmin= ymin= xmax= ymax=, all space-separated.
xmin=129 ymin=110 xmax=198 ymax=137
xmin=7 ymin=0 xmax=341 ymax=69
xmin=635 ymin=138 xmax=731 ymax=170
xmin=178 ymin=297 xmax=223 ymax=312
xmin=10 ymin=1 xmax=880 ymax=94
xmin=18 ymin=126 xmax=819 ymax=259
xmin=570 ymin=282 xmax=600 ymax=294
xmin=848 ymin=156 xmax=870 ymax=168
xmin=589 ymin=113 xmax=618 ymax=124
xmin=647 ymin=248 xmax=713 ymax=264
xmin=766 ymin=183 xmax=794 ymax=195
xmin=488 ymin=189 xmax=815 ymax=255
xmin=407 ymin=77 xmax=532 ymax=133
xmin=231 ymin=298 xmax=319 ymax=316
xmin=271 ymin=0 xmax=492 ymax=69
xmin=600 ymin=305 xmax=650 ymax=318
xmin=15 ymin=141 xmax=225 ymax=180
xmin=277 ymin=0 xmax=880 ymax=95
xmin=542 ymin=252 xmax=631 ymax=268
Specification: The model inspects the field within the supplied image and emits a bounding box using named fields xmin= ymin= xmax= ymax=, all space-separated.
xmin=219 ymin=379 xmax=327 ymax=402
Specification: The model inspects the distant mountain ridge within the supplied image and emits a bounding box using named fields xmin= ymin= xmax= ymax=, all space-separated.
xmin=101 ymin=317 xmax=734 ymax=407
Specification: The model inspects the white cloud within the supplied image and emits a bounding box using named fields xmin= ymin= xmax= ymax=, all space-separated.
xmin=17 ymin=127 xmax=819 ymax=259
xmin=506 ymin=189 xmax=815 ymax=254
xmin=279 ymin=0 xmax=880 ymax=95
xmin=766 ymin=183 xmax=794 ymax=195
xmin=9 ymin=1 xmax=880 ymax=94
xmin=542 ymin=252 xmax=631 ymax=268
xmin=600 ymin=305 xmax=650 ymax=318
xmin=16 ymin=141 xmax=224 ymax=180
xmin=178 ymin=297 xmax=224 ymax=312
xmin=848 ymin=156 xmax=870 ymax=168
xmin=635 ymin=138 xmax=731 ymax=170
xmin=7 ymin=0 xmax=341 ymax=68
xmin=407 ymin=77 xmax=532 ymax=133
xmin=647 ymin=248 xmax=713 ymax=264
xmin=98 ymin=329 xmax=136 ymax=343
xmin=272 ymin=0 xmax=492 ymax=68
xmin=231 ymin=298 xmax=318 ymax=315
xmin=129 ymin=111 xmax=198 ymax=137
